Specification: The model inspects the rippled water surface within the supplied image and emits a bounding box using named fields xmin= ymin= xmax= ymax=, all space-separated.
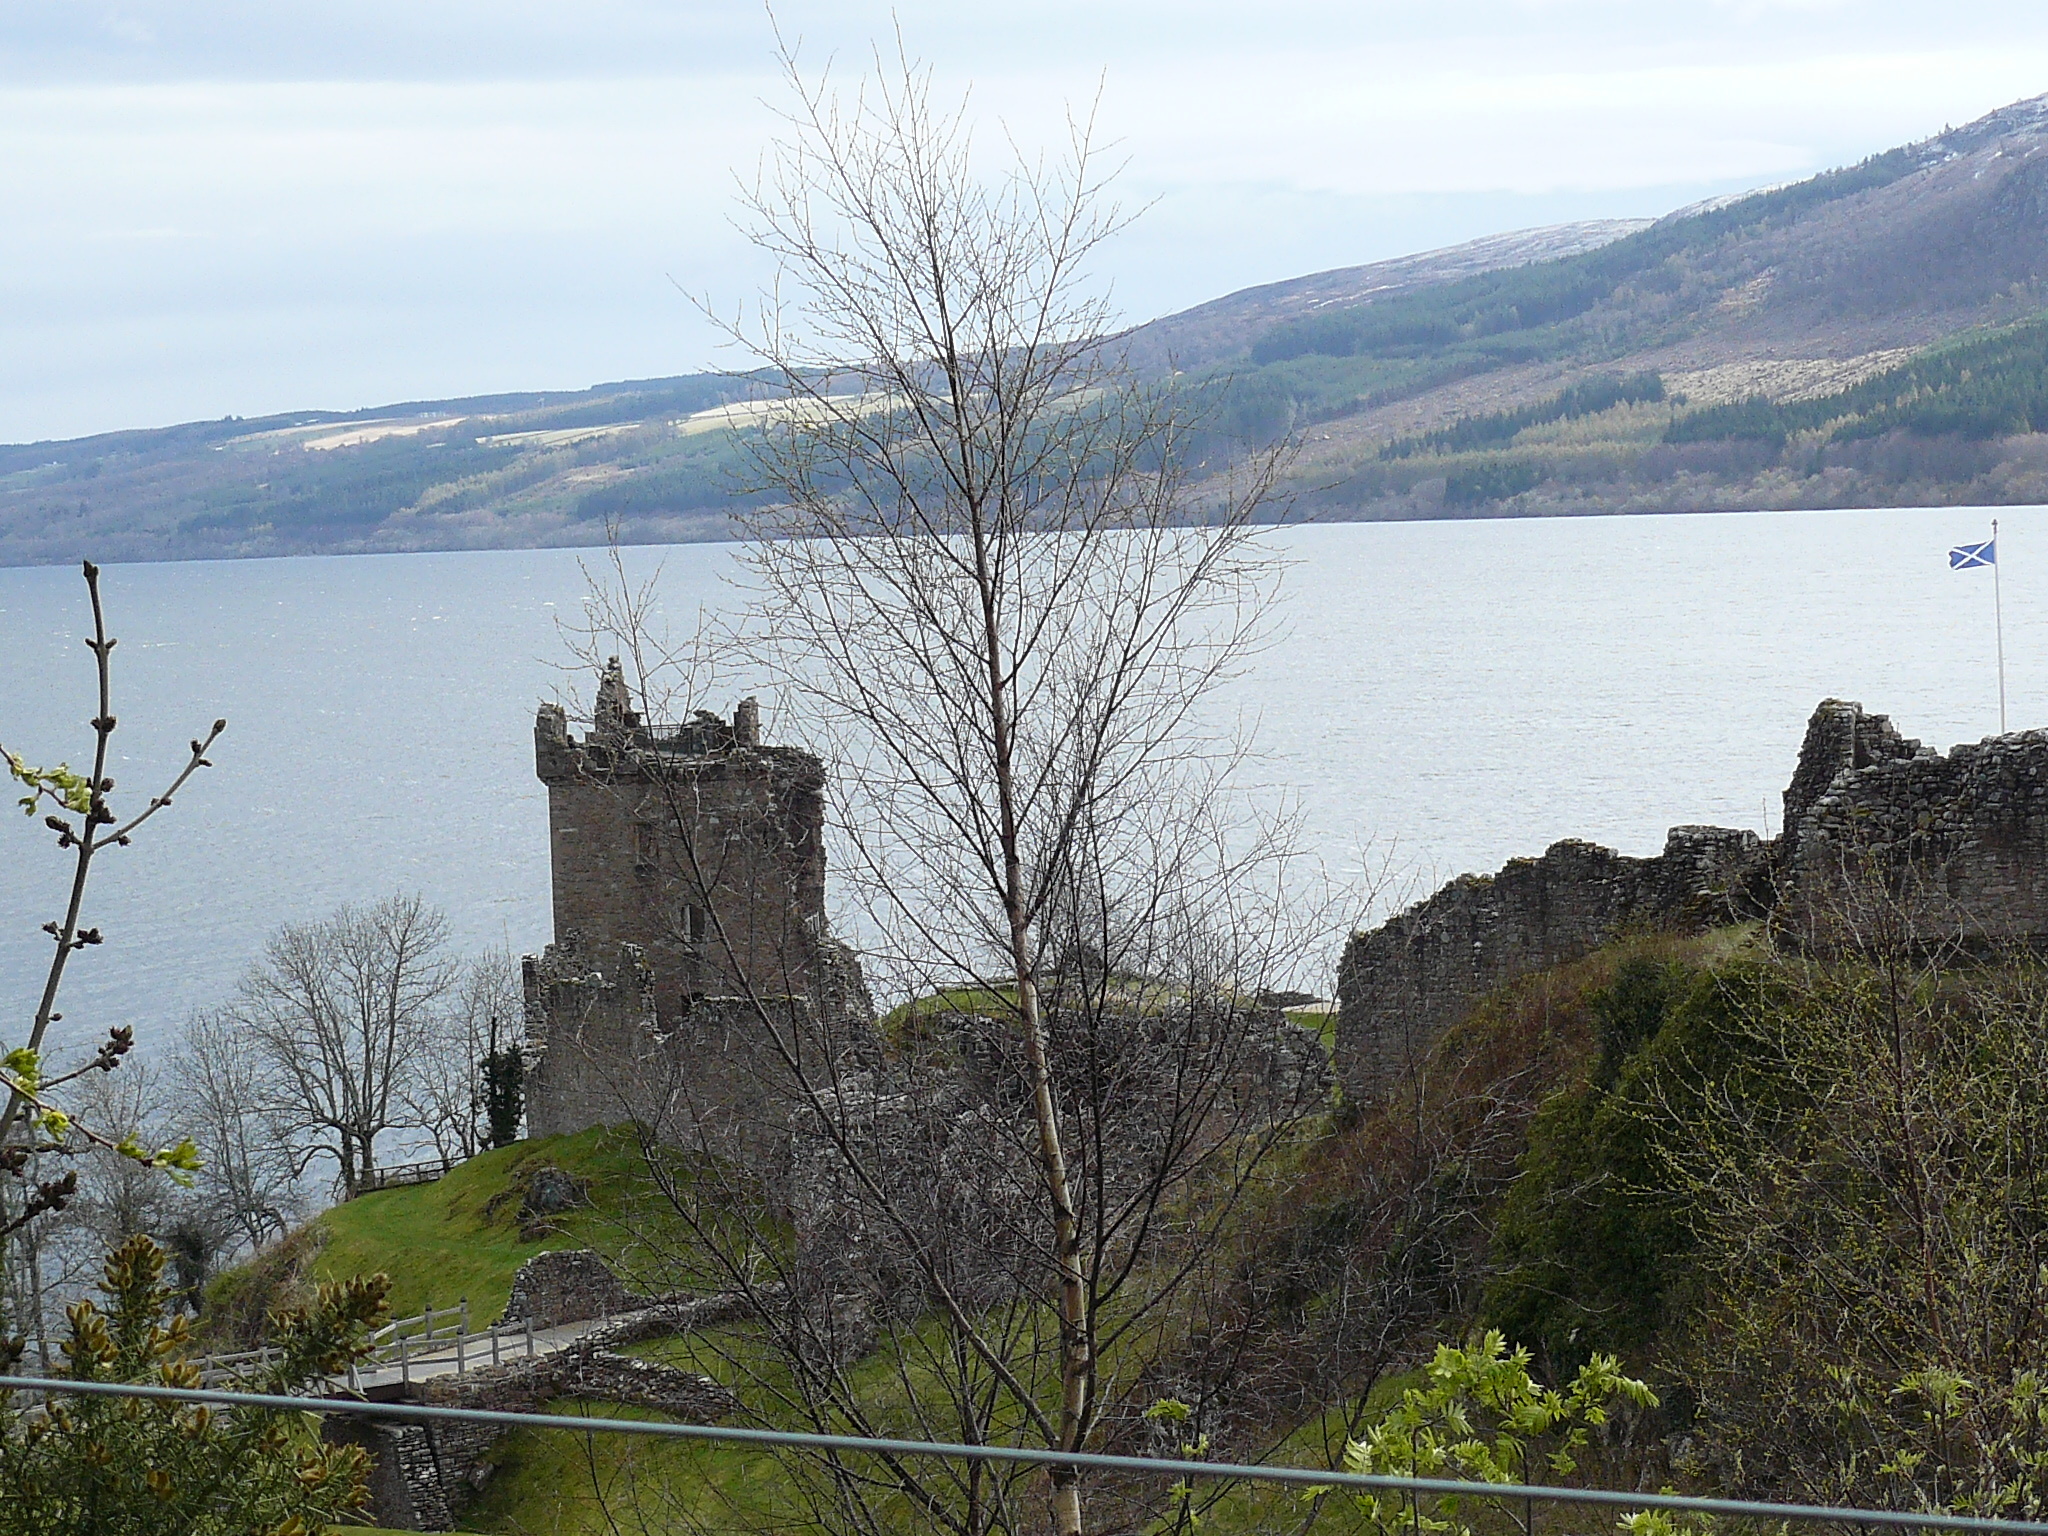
xmin=5 ymin=505 xmax=2045 ymax=1062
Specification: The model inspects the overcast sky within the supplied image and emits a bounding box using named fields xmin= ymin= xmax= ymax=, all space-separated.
xmin=7 ymin=2 xmax=2048 ymax=444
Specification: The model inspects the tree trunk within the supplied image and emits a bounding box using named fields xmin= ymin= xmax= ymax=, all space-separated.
xmin=1014 ymin=958 xmax=1091 ymax=1536
xmin=983 ymin=531 xmax=1093 ymax=1536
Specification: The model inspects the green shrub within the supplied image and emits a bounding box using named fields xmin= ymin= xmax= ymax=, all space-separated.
xmin=1 ymin=1234 xmax=387 ymax=1536
xmin=1481 ymin=959 xmax=1774 ymax=1373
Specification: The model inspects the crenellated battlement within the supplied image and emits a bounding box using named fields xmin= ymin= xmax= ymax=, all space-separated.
xmin=535 ymin=666 xmax=766 ymax=780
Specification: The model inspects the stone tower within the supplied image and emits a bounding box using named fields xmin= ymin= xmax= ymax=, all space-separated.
xmin=533 ymin=660 xmax=826 ymax=1014
xmin=523 ymin=661 xmax=869 ymax=1140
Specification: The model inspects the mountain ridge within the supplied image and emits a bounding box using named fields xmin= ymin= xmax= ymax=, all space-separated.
xmin=7 ymin=92 xmax=2048 ymax=566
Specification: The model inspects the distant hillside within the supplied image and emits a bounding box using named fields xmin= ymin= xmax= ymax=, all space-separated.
xmin=0 ymin=373 xmax=761 ymax=566
xmin=1118 ymin=218 xmax=1652 ymax=372
xmin=1239 ymin=93 xmax=2048 ymax=520
xmin=7 ymin=93 xmax=2048 ymax=566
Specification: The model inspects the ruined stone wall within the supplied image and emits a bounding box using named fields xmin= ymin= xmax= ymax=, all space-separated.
xmin=789 ymin=1007 xmax=1333 ymax=1311
xmin=496 ymin=1248 xmax=636 ymax=1328
xmin=1789 ymin=726 xmax=2048 ymax=942
xmin=1334 ymin=827 xmax=1763 ymax=1104
xmin=354 ymin=1339 xmax=739 ymax=1530
xmin=521 ymin=936 xmax=663 ymax=1139
xmin=1334 ymin=699 xmax=2048 ymax=1108
xmin=1778 ymin=699 xmax=1927 ymax=863
xmin=523 ymin=933 xmax=864 ymax=1149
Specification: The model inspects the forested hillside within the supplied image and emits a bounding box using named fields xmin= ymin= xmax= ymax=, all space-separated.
xmin=8 ymin=93 xmax=2048 ymax=565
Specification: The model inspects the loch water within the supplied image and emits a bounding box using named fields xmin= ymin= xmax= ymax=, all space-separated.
xmin=4 ymin=504 xmax=2045 ymax=1064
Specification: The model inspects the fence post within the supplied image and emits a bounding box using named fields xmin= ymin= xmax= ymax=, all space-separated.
xmin=400 ymin=1329 xmax=410 ymax=1386
xmin=457 ymin=1299 xmax=468 ymax=1374
xmin=491 ymin=1316 xmax=501 ymax=1368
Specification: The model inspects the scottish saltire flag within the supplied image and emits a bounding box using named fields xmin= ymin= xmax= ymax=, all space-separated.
xmin=1951 ymin=538 xmax=1998 ymax=569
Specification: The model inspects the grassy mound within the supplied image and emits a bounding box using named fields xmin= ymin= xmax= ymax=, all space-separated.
xmin=204 ymin=1125 xmax=655 ymax=1343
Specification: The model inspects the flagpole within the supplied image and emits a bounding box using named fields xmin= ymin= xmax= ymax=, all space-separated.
xmin=1994 ymin=517 xmax=2008 ymax=734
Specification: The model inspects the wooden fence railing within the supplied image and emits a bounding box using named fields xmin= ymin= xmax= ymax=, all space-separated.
xmin=187 ymin=1299 xmax=544 ymax=1390
xmin=350 ymin=1156 xmax=456 ymax=1198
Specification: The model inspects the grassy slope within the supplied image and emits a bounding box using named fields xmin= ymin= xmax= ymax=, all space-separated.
xmin=209 ymin=1126 xmax=651 ymax=1332
xmin=308 ymin=935 xmax=1750 ymax=1533
xmin=462 ymin=1328 xmax=1389 ymax=1536
xmin=455 ymin=940 xmax=1744 ymax=1534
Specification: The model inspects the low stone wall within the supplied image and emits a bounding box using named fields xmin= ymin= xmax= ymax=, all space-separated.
xmin=497 ymin=1247 xmax=637 ymax=1328
xmin=1334 ymin=826 xmax=1764 ymax=1103
xmin=356 ymin=1292 xmax=750 ymax=1531
xmin=787 ymin=1006 xmax=1333 ymax=1314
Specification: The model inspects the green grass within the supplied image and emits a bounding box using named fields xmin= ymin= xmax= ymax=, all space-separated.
xmin=202 ymin=1126 xmax=675 ymax=1335
xmin=1291 ymin=1008 xmax=1337 ymax=1050
xmin=335 ymin=934 xmax=1735 ymax=1533
xmin=456 ymin=1328 xmax=1396 ymax=1536
xmin=190 ymin=1025 xmax=1321 ymax=1532
xmin=458 ymin=1398 xmax=791 ymax=1535
xmin=311 ymin=1128 xmax=656 ymax=1321
xmin=461 ymin=1320 xmax=952 ymax=1533
xmin=878 ymin=985 xmax=1019 ymax=1042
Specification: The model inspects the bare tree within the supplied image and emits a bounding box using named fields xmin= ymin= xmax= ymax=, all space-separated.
xmin=602 ymin=775 xmax=1336 ymax=1536
xmin=229 ymin=894 xmax=458 ymax=1197
xmin=57 ymin=1062 xmax=180 ymax=1248
xmin=174 ymin=1008 xmax=302 ymax=1255
xmin=554 ymin=41 xmax=1320 ymax=1536
xmin=404 ymin=948 xmax=524 ymax=1165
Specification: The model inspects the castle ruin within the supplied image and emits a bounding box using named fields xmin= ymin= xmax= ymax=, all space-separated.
xmin=522 ymin=662 xmax=870 ymax=1142
xmin=1335 ymin=700 xmax=2048 ymax=1105
xmin=519 ymin=668 xmax=2048 ymax=1177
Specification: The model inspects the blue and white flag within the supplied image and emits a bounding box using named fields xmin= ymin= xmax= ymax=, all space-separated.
xmin=1951 ymin=539 xmax=1998 ymax=570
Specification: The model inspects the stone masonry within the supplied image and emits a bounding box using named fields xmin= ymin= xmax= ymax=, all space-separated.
xmin=525 ymin=662 xmax=874 ymax=1141
xmin=1789 ymin=721 xmax=2048 ymax=942
xmin=348 ymin=1342 xmax=740 ymax=1531
xmin=1334 ymin=826 xmax=1765 ymax=1101
xmin=496 ymin=1247 xmax=637 ymax=1328
xmin=534 ymin=661 xmax=828 ymax=1014
xmin=1335 ymin=700 xmax=2048 ymax=1105
xmin=347 ymin=1249 xmax=755 ymax=1531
